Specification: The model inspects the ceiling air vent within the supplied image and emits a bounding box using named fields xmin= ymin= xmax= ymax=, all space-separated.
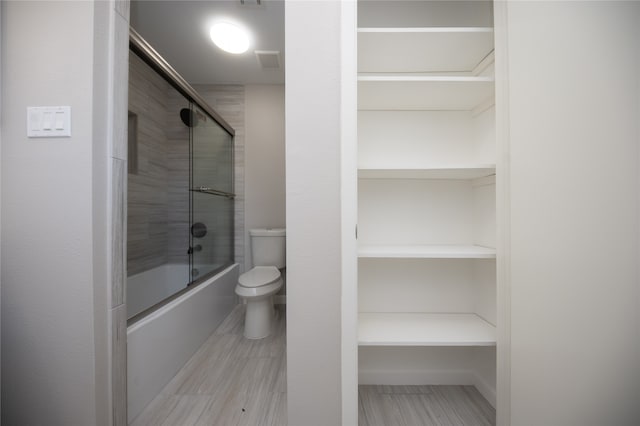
xmin=255 ymin=50 xmax=281 ymax=69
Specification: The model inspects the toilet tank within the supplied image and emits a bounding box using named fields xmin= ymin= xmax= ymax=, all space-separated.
xmin=250 ymin=228 xmax=286 ymax=268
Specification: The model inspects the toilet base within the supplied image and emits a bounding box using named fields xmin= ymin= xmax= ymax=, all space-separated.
xmin=244 ymin=296 xmax=274 ymax=339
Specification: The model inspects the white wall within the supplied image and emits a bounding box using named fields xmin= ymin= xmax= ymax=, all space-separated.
xmin=286 ymin=1 xmax=358 ymax=424
xmin=340 ymin=2 xmax=359 ymax=423
xmin=1 ymin=1 xmax=113 ymax=424
xmin=504 ymin=2 xmax=640 ymax=425
xmin=244 ymin=85 xmax=285 ymax=271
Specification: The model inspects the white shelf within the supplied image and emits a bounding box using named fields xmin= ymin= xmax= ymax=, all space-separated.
xmin=358 ymin=75 xmax=494 ymax=111
xmin=358 ymin=244 xmax=496 ymax=259
xmin=358 ymin=312 xmax=496 ymax=346
xmin=358 ymin=166 xmax=495 ymax=180
xmin=358 ymin=27 xmax=494 ymax=73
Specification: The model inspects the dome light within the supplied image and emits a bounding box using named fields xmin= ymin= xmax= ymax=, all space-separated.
xmin=209 ymin=22 xmax=250 ymax=54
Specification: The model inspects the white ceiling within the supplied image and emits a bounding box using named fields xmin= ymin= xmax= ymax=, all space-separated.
xmin=131 ymin=0 xmax=285 ymax=85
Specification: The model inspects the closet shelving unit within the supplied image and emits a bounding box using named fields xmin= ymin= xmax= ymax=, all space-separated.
xmin=358 ymin=27 xmax=495 ymax=110
xmin=357 ymin=1 xmax=498 ymax=406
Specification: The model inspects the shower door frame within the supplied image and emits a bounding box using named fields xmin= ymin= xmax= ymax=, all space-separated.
xmin=127 ymin=28 xmax=236 ymax=323
xmin=129 ymin=29 xmax=235 ymax=136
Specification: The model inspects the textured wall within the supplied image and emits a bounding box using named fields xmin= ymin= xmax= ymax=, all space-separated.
xmin=285 ymin=2 xmax=352 ymax=424
xmin=1 ymin=1 xmax=104 ymax=424
xmin=505 ymin=2 xmax=640 ymax=425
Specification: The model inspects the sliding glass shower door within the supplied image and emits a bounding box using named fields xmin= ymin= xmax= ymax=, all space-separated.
xmin=127 ymin=46 xmax=235 ymax=321
xmin=189 ymin=104 xmax=235 ymax=282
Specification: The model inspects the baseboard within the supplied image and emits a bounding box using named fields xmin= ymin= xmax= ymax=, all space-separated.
xmin=472 ymin=372 xmax=497 ymax=408
xmin=358 ymin=369 xmax=475 ymax=386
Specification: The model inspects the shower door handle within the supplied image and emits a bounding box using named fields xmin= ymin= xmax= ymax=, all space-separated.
xmin=189 ymin=187 xmax=235 ymax=199
xmin=187 ymin=244 xmax=202 ymax=254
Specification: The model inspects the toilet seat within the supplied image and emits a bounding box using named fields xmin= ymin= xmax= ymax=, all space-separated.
xmin=235 ymin=266 xmax=283 ymax=299
xmin=238 ymin=266 xmax=281 ymax=288
xmin=235 ymin=280 xmax=282 ymax=298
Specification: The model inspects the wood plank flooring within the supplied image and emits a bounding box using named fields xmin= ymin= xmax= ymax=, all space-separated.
xmin=359 ymin=385 xmax=495 ymax=426
xmin=130 ymin=304 xmax=287 ymax=426
xmin=131 ymin=304 xmax=495 ymax=426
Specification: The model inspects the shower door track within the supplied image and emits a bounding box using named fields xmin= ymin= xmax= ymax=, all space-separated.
xmin=129 ymin=27 xmax=235 ymax=138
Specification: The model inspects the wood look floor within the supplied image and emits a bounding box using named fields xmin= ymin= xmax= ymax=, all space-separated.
xmin=359 ymin=385 xmax=495 ymax=426
xmin=130 ymin=304 xmax=287 ymax=426
xmin=131 ymin=304 xmax=494 ymax=426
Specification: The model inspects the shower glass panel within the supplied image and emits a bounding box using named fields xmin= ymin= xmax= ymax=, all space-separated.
xmin=126 ymin=52 xmax=191 ymax=319
xmin=189 ymin=104 xmax=235 ymax=281
xmin=126 ymin=43 xmax=235 ymax=321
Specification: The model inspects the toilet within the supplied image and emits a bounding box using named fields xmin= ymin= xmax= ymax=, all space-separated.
xmin=235 ymin=228 xmax=285 ymax=339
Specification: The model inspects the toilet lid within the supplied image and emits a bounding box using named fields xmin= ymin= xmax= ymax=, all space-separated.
xmin=238 ymin=266 xmax=281 ymax=288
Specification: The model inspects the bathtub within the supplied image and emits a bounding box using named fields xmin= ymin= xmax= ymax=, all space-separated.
xmin=127 ymin=263 xmax=189 ymax=318
xmin=127 ymin=263 xmax=225 ymax=318
xmin=127 ymin=263 xmax=239 ymax=422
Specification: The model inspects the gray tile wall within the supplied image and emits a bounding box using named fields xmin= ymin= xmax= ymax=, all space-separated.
xmin=127 ymin=53 xmax=172 ymax=276
xmin=112 ymin=158 xmax=126 ymax=307
xmin=126 ymin=72 xmax=201 ymax=271
xmin=166 ymin=90 xmax=190 ymax=265
xmin=112 ymin=1 xmax=130 ymax=424
xmin=112 ymin=303 xmax=128 ymax=425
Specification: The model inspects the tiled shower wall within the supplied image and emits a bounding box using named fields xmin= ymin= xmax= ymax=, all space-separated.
xmin=128 ymin=52 xmax=172 ymax=275
xmin=127 ymin=53 xmax=245 ymax=276
xmin=166 ymin=90 xmax=190 ymax=266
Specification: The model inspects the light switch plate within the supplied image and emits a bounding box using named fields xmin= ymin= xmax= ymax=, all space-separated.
xmin=27 ymin=106 xmax=71 ymax=138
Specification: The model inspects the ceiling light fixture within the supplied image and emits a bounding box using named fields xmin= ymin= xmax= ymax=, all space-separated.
xmin=209 ymin=22 xmax=250 ymax=54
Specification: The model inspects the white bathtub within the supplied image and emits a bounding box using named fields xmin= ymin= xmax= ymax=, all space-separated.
xmin=127 ymin=263 xmax=239 ymax=423
xmin=127 ymin=263 xmax=189 ymax=318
